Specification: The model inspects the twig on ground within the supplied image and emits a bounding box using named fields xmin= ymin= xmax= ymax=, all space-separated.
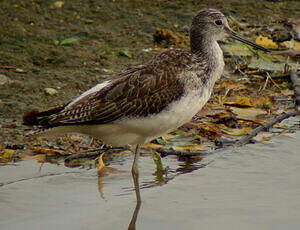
xmin=235 ymin=111 xmax=297 ymax=146
xmin=270 ymin=49 xmax=300 ymax=58
xmin=267 ymin=72 xmax=282 ymax=90
xmin=262 ymin=72 xmax=270 ymax=90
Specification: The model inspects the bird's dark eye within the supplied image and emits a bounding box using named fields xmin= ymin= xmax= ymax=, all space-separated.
xmin=215 ymin=20 xmax=223 ymax=25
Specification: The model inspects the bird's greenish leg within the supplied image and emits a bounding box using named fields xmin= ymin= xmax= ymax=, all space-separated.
xmin=132 ymin=144 xmax=141 ymax=203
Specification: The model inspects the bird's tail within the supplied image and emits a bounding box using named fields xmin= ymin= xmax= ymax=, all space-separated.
xmin=23 ymin=106 xmax=65 ymax=136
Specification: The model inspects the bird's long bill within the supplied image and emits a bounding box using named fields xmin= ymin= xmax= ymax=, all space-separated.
xmin=225 ymin=27 xmax=271 ymax=53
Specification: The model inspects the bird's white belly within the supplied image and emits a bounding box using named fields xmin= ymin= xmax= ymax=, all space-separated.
xmin=54 ymin=89 xmax=211 ymax=146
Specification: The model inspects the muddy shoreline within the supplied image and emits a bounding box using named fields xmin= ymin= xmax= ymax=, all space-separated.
xmin=0 ymin=0 xmax=299 ymax=146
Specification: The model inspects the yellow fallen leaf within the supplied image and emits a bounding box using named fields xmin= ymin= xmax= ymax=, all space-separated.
xmin=30 ymin=146 xmax=68 ymax=156
xmin=225 ymin=97 xmax=252 ymax=107
xmin=172 ymin=145 xmax=205 ymax=151
xmin=0 ymin=149 xmax=17 ymax=162
xmin=142 ymin=142 xmax=167 ymax=150
xmin=255 ymin=35 xmax=278 ymax=49
xmin=97 ymin=153 xmax=105 ymax=172
xmin=220 ymin=126 xmax=253 ymax=136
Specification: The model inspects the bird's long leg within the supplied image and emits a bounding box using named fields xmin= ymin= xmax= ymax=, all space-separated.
xmin=128 ymin=144 xmax=142 ymax=230
xmin=132 ymin=144 xmax=141 ymax=204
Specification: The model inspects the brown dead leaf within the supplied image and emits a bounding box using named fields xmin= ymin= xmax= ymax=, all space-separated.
xmin=30 ymin=146 xmax=68 ymax=156
xmin=0 ymin=149 xmax=18 ymax=162
xmin=197 ymin=122 xmax=223 ymax=139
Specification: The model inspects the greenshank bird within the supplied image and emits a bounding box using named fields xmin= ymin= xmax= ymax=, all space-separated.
xmin=23 ymin=9 xmax=270 ymax=201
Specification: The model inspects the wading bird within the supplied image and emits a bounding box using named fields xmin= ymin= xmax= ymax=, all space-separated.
xmin=23 ymin=9 xmax=270 ymax=203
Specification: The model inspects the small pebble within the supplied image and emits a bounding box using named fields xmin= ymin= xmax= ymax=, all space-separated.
xmin=53 ymin=1 xmax=64 ymax=8
xmin=0 ymin=74 xmax=13 ymax=85
xmin=15 ymin=68 xmax=26 ymax=73
xmin=44 ymin=87 xmax=58 ymax=96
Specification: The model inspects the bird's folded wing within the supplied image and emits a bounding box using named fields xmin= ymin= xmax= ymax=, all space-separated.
xmin=47 ymin=68 xmax=185 ymax=126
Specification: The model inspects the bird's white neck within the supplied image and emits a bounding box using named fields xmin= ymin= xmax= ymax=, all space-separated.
xmin=190 ymin=32 xmax=225 ymax=86
xmin=206 ymin=40 xmax=225 ymax=84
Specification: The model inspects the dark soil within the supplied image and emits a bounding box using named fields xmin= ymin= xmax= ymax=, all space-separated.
xmin=0 ymin=0 xmax=300 ymax=146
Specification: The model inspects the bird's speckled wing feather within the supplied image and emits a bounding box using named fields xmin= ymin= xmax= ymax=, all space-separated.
xmin=31 ymin=49 xmax=197 ymax=128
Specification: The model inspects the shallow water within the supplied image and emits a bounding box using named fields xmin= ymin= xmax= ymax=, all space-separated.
xmin=1 ymin=118 xmax=300 ymax=230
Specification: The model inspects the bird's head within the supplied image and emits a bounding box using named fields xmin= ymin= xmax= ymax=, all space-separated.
xmin=191 ymin=9 xmax=270 ymax=52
